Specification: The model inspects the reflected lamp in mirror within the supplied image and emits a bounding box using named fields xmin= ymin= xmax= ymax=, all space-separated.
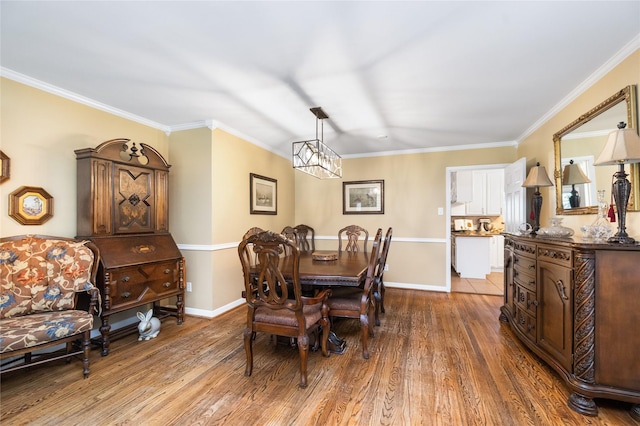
xmin=594 ymin=122 xmax=640 ymax=244
xmin=562 ymin=160 xmax=591 ymax=208
xmin=522 ymin=162 xmax=554 ymax=234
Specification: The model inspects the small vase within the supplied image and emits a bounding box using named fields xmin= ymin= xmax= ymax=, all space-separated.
xmin=588 ymin=190 xmax=613 ymax=241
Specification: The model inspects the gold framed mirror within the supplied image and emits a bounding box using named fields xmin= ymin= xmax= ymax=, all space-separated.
xmin=553 ymin=85 xmax=638 ymax=215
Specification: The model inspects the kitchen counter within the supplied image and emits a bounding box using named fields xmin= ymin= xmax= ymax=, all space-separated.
xmin=452 ymin=231 xmax=502 ymax=237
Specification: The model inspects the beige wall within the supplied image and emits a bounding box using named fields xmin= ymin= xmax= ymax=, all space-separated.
xmin=517 ymin=49 xmax=640 ymax=236
xmin=2 ymin=47 xmax=638 ymax=316
xmin=169 ymin=127 xmax=295 ymax=314
xmin=0 ymin=78 xmax=170 ymax=237
xmin=295 ymin=147 xmax=517 ymax=289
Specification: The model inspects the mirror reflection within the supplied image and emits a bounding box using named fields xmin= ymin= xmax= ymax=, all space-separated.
xmin=554 ymin=85 xmax=638 ymax=215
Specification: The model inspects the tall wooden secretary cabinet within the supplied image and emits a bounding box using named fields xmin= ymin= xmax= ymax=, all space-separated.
xmin=76 ymin=139 xmax=185 ymax=356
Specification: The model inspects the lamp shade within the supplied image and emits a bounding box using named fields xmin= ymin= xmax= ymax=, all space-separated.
xmin=522 ymin=163 xmax=554 ymax=188
xmin=594 ymin=122 xmax=640 ymax=166
xmin=562 ymin=160 xmax=591 ymax=185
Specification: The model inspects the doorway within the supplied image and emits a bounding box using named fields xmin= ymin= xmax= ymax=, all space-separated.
xmin=445 ymin=158 xmax=526 ymax=295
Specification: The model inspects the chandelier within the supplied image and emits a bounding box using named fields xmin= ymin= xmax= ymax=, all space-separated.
xmin=292 ymin=107 xmax=342 ymax=179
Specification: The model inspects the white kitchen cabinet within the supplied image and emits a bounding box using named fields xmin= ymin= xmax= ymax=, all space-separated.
xmin=451 ymin=170 xmax=473 ymax=203
xmin=466 ymin=169 xmax=504 ymax=215
xmin=490 ymin=235 xmax=504 ymax=270
xmin=452 ymin=236 xmax=491 ymax=279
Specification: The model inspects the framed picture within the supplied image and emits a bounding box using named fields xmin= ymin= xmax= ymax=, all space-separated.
xmin=343 ymin=180 xmax=384 ymax=214
xmin=250 ymin=173 xmax=277 ymax=215
xmin=9 ymin=186 xmax=54 ymax=225
xmin=0 ymin=151 xmax=9 ymax=184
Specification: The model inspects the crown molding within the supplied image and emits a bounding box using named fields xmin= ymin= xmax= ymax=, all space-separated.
xmin=0 ymin=67 xmax=171 ymax=133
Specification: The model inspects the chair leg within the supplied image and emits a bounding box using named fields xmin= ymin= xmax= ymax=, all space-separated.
xmin=297 ymin=334 xmax=309 ymax=388
xmin=374 ymin=289 xmax=382 ymax=327
xmin=360 ymin=312 xmax=370 ymax=359
xmin=380 ymin=281 xmax=386 ymax=313
xmin=243 ymin=328 xmax=254 ymax=377
xmin=82 ymin=331 xmax=91 ymax=378
xmin=320 ymin=319 xmax=330 ymax=357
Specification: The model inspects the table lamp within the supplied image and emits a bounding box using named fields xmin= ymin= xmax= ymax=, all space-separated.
xmin=522 ymin=162 xmax=554 ymax=234
xmin=562 ymin=160 xmax=591 ymax=208
xmin=594 ymin=122 xmax=640 ymax=244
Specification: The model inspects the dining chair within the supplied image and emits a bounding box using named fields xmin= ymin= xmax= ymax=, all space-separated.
xmin=373 ymin=227 xmax=393 ymax=326
xmin=327 ymin=228 xmax=382 ymax=359
xmin=240 ymin=227 xmax=266 ymax=302
xmin=238 ymin=230 xmax=331 ymax=388
xmin=338 ymin=225 xmax=369 ymax=253
xmin=293 ymin=224 xmax=315 ymax=253
xmin=281 ymin=226 xmax=297 ymax=255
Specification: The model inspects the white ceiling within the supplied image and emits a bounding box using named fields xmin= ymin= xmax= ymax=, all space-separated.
xmin=1 ymin=1 xmax=639 ymax=158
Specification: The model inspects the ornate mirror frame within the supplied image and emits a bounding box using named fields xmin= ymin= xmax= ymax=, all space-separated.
xmin=553 ymin=85 xmax=638 ymax=215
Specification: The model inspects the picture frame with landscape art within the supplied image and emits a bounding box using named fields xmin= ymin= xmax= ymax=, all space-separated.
xmin=343 ymin=180 xmax=384 ymax=214
xmin=250 ymin=173 xmax=277 ymax=215
xmin=9 ymin=186 xmax=54 ymax=225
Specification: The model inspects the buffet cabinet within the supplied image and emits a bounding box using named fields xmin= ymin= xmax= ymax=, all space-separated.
xmin=76 ymin=139 xmax=185 ymax=356
xmin=501 ymin=234 xmax=640 ymax=419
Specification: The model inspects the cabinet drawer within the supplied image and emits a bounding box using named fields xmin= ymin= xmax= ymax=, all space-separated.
xmin=537 ymin=244 xmax=572 ymax=268
xmin=107 ymin=260 xmax=180 ymax=308
xmin=514 ymin=255 xmax=536 ymax=277
xmin=514 ymin=306 xmax=537 ymax=343
xmin=514 ymin=270 xmax=536 ymax=292
xmin=515 ymin=284 xmax=537 ymax=317
xmin=513 ymin=240 xmax=536 ymax=259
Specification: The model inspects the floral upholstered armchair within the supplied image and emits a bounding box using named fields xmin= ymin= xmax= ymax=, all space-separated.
xmin=0 ymin=235 xmax=100 ymax=378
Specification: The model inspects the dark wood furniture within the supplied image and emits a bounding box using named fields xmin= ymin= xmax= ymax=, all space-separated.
xmin=75 ymin=139 xmax=185 ymax=356
xmin=238 ymin=231 xmax=331 ymax=388
xmin=294 ymin=224 xmax=315 ymax=252
xmin=338 ymin=225 xmax=369 ymax=253
xmin=281 ymin=250 xmax=370 ymax=287
xmin=327 ymin=229 xmax=381 ymax=359
xmin=373 ymin=227 xmax=392 ymax=326
xmin=501 ymin=233 xmax=640 ymax=419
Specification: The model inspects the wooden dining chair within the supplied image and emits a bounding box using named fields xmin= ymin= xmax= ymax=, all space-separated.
xmin=293 ymin=224 xmax=315 ymax=253
xmin=281 ymin=226 xmax=297 ymax=255
xmin=338 ymin=225 xmax=369 ymax=253
xmin=240 ymin=227 xmax=267 ymax=305
xmin=373 ymin=227 xmax=393 ymax=326
xmin=238 ymin=231 xmax=331 ymax=388
xmin=327 ymin=228 xmax=382 ymax=359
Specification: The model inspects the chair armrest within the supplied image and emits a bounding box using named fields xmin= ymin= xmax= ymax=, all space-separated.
xmin=75 ymin=285 xmax=101 ymax=316
xmin=301 ymin=288 xmax=331 ymax=306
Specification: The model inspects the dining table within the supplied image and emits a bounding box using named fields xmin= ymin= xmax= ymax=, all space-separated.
xmin=271 ymin=250 xmax=371 ymax=354
xmin=280 ymin=250 xmax=371 ymax=287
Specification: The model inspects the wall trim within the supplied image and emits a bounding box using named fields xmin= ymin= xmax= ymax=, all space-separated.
xmin=185 ymin=298 xmax=245 ymax=319
xmin=178 ymin=236 xmax=446 ymax=252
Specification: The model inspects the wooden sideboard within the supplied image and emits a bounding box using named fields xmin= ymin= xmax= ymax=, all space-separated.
xmin=500 ymin=233 xmax=640 ymax=419
xmin=76 ymin=139 xmax=185 ymax=356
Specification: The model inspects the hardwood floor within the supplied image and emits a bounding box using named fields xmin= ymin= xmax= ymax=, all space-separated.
xmin=1 ymin=289 xmax=637 ymax=425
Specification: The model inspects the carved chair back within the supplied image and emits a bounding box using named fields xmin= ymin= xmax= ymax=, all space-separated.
xmin=338 ymin=225 xmax=369 ymax=253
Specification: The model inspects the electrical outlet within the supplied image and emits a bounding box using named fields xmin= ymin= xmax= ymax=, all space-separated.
xmin=384 ymin=264 xmax=389 ymax=271
xmin=186 ymin=282 xmax=192 ymax=292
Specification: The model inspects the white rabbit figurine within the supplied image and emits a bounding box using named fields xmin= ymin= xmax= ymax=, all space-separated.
xmin=137 ymin=309 xmax=161 ymax=341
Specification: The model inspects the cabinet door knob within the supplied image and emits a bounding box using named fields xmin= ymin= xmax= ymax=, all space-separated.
xmin=121 ymin=291 xmax=131 ymax=298
xmin=528 ymin=264 xmax=535 ymax=270
xmin=164 ymin=269 xmax=171 ymax=274
xmin=163 ymin=282 xmax=171 ymax=288
xmin=122 ymin=276 xmax=130 ymax=282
